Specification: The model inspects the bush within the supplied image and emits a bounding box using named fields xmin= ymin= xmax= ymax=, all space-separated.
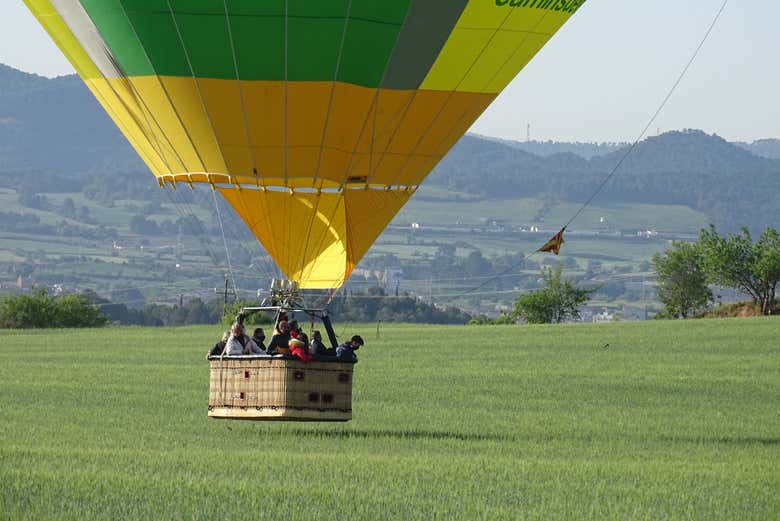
xmin=0 ymin=288 xmax=108 ymax=328
xmin=221 ymin=300 xmax=274 ymax=326
xmin=513 ymin=267 xmax=595 ymax=324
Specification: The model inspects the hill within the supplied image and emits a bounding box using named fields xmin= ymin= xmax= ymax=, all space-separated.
xmin=0 ymin=64 xmax=141 ymax=173
xmin=736 ymin=138 xmax=780 ymax=160
xmin=472 ymin=133 xmax=626 ymax=159
xmin=430 ymin=130 xmax=780 ymax=234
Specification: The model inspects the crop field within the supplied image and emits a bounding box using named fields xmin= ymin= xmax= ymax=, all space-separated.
xmin=1 ymin=319 xmax=777 ymax=520
xmin=392 ymin=191 xmax=710 ymax=234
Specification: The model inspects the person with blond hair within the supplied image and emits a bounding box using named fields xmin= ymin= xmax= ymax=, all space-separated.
xmin=225 ymin=322 xmax=264 ymax=355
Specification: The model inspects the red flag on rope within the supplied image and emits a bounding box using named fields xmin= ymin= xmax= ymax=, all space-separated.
xmin=538 ymin=227 xmax=566 ymax=255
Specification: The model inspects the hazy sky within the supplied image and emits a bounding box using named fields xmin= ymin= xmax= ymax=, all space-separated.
xmin=1 ymin=1 xmax=777 ymax=142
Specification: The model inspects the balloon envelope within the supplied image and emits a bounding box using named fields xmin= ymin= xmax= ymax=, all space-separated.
xmin=26 ymin=0 xmax=586 ymax=288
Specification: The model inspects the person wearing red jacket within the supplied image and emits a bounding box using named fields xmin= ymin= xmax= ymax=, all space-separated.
xmin=289 ymin=337 xmax=312 ymax=363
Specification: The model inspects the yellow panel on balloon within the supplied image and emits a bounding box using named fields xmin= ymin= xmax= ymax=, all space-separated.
xmin=217 ymin=186 xmax=412 ymax=288
xmin=199 ymin=79 xmax=254 ymax=177
xmin=158 ymin=76 xmax=227 ymax=175
xmin=217 ymin=187 xmax=349 ymax=288
xmin=123 ymin=77 xmax=198 ymax=173
xmin=344 ymin=188 xmax=412 ymax=269
xmin=86 ymin=79 xmax=167 ymax=176
xmin=482 ymin=32 xmax=550 ymax=93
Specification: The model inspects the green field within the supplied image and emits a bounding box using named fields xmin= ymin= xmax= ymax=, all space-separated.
xmin=1 ymin=320 xmax=778 ymax=520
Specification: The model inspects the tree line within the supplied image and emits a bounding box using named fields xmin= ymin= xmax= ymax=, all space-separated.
xmin=0 ymin=285 xmax=474 ymax=329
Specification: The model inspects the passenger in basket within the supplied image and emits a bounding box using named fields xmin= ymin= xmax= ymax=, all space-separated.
xmin=309 ymin=330 xmax=328 ymax=356
xmin=289 ymin=337 xmax=312 ymax=363
xmin=288 ymin=319 xmax=301 ymax=339
xmin=208 ymin=330 xmax=230 ymax=358
xmin=267 ymin=320 xmax=291 ymax=354
xmin=251 ymin=328 xmax=266 ymax=351
xmin=226 ymin=323 xmax=264 ymax=355
xmin=336 ymin=335 xmax=364 ymax=362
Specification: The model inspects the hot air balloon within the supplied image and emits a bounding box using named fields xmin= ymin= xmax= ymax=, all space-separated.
xmin=25 ymin=0 xmax=586 ymax=420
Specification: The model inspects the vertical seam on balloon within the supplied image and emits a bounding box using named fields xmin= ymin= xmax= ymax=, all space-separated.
xmin=222 ymin=0 xmax=260 ymax=185
xmin=300 ymin=0 xmax=354 ymax=282
xmin=302 ymin=1 xmax=414 ymax=289
xmin=365 ymin=89 xmax=417 ymax=183
xmin=384 ymin=6 xmax=525 ymax=188
xmin=367 ymin=88 xmax=380 ymax=182
xmin=283 ymin=0 xmax=289 ymax=186
xmin=311 ymin=0 xmax=354 ymax=187
xmin=163 ymin=0 xmax=228 ymax=176
xmin=74 ymin=1 xmax=187 ymax=175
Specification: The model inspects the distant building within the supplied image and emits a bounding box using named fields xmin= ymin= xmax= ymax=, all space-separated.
xmin=592 ymin=309 xmax=615 ymax=323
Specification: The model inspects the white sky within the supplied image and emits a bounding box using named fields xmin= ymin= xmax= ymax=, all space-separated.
xmin=1 ymin=1 xmax=778 ymax=142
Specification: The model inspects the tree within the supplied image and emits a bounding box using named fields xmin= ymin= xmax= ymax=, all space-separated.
xmin=652 ymin=241 xmax=712 ymax=318
xmin=0 ymin=288 xmax=108 ymax=328
xmin=129 ymin=214 xmax=160 ymax=235
xmin=698 ymin=226 xmax=780 ymax=315
xmin=513 ymin=266 xmax=595 ymax=324
xmin=61 ymin=197 xmax=76 ymax=218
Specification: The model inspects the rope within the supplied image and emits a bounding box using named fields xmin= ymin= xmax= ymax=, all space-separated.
xmin=212 ymin=189 xmax=238 ymax=299
xmin=439 ymin=0 xmax=730 ymax=301
xmin=563 ymin=0 xmax=730 ymax=229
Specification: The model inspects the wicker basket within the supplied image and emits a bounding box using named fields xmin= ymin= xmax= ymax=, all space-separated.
xmin=208 ymin=356 xmax=354 ymax=421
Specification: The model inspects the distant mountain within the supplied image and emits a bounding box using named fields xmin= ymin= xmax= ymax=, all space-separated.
xmin=0 ymin=64 xmax=141 ymax=173
xmin=431 ymin=130 xmax=780 ymax=234
xmin=735 ymin=139 xmax=780 ymax=160
xmin=472 ymin=134 xmax=626 ymax=159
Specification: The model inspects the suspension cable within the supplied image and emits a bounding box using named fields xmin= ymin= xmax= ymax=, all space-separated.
xmin=211 ymin=188 xmax=238 ymax=298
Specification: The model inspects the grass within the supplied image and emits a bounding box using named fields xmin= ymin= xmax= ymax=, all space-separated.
xmin=1 ymin=319 xmax=778 ymax=520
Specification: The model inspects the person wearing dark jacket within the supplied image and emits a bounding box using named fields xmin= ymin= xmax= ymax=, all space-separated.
xmin=208 ymin=330 xmax=230 ymax=358
xmin=251 ymin=328 xmax=266 ymax=351
xmin=267 ymin=321 xmax=291 ymax=354
xmin=308 ymin=330 xmax=328 ymax=356
xmin=336 ymin=335 xmax=364 ymax=362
